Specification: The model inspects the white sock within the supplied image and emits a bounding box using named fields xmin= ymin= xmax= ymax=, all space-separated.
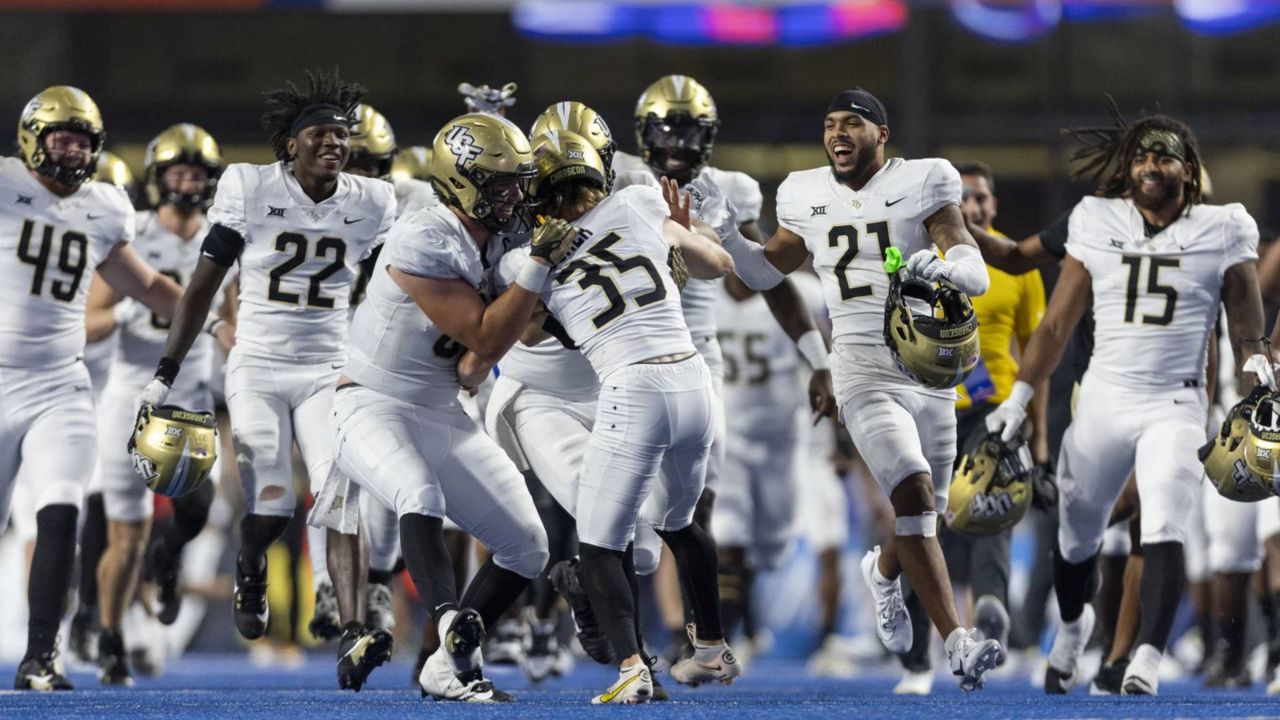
xmin=436 ymin=609 xmax=457 ymax=644
xmin=871 ymin=564 xmax=895 ymax=587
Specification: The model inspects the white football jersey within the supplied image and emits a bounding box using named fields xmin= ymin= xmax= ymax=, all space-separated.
xmin=393 ymin=176 xmax=438 ymax=218
xmin=208 ymin=162 xmax=395 ymax=362
xmin=0 ymin=157 xmax=134 ymax=367
xmin=541 ymin=185 xmax=693 ymax=379
xmin=717 ymin=284 xmax=802 ymax=437
xmin=498 ymin=338 xmax=599 ymax=399
xmin=776 ymin=157 xmax=961 ymax=344
xmin=1065 ymin=196 xmax=1258 ymax=388
xmin=612 ymin=152 xmax=762 ymax=346
xmin=107 ymin=211 xmax=219 ymax=395
xmin=345 ymin=204 xmax=517 ymax=404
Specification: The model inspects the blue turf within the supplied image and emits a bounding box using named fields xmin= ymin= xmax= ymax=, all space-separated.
xmin=2 ymin=655 xmax=1278 ymax=719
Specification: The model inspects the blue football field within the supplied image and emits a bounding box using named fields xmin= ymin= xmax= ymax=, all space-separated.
xmin=2 ymin=654 xmax=1277 ymax=719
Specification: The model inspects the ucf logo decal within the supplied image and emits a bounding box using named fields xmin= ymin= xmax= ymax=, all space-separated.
xmin=970 ymin=491 xmax=1014 ymax=519
xmin=445 ymin=125 xmax=484 ymax=169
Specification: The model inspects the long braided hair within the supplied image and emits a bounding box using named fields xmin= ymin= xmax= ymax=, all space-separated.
xmin=1063 ymin=98 xmax=1203 ymax=212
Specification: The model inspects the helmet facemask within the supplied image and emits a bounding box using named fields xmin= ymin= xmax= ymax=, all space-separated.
xmin=469 ymin=165 xmax=536 ymax=232
xmin=35 ymin=123 xmax=104 ymax=187
xmin=639 ymin=114 xmax=716 ymax=185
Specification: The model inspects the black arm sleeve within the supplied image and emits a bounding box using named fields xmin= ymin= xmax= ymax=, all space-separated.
xmin=200 ymin=223 xmax=246 ymax=268
xmin=1038 ymin=209 xmax=1072 ymax=260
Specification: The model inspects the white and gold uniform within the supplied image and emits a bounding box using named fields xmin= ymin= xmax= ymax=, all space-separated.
xmin=537 ymin=185 xmax=712 ymax=551
xmin=332 ymin=204 xmax=548 ymax=578
xmin=777 ymin=157 xmax=962 ymax=506
xmin=1054 ymin=197 xmax=1257 ymax=562
xmin=0 ymin=156 xmax=134 ymax=526
xmin=209 ymin=162 xmax=395 ymax=518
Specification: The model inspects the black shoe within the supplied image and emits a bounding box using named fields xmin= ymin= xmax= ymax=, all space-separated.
xmin=14 ymin=649 xmax=74 ymax=690
xmin=69 ymin=604 xmax=100 ymax=663
xmin=644 ymin=657 xmax=670 ymax=702
xmin=1089 ymin=659 xmax=1127 ymax=695
xmin=233 ymin=553 xmax=269 ymax=640
xmin=97 ymin=630 xmax=133 ymax=687
xmin=1044 ymin=664 xmax=1075 ymax=695
xmin=444 ymin=608 xmax=487 ymax=669
xmin=549 ymin=559 xmax=614 ymax=665
xmin=149 ymin=536 xmax=183 ymax=626
xmin=455 ymin=667 xmax=514 ymax=702
xmin=309 ymin=582 xmax=342 ymax=642
xmin=337 ymin=622 xmax=394 ymax=691
xmin=1205 ymin=662 xmax=1252 ymax=689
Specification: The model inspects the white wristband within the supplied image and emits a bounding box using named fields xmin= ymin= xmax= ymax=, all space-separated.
xmin=515 ymin=260 xmax=551 ymax=293
xmin=202 ymin=315 xmax=224 ymax=336
xmin=1008 ymin=380 xmax=1035 ymax=410
xmin=796 ymin=329 xmax=829 ymax=371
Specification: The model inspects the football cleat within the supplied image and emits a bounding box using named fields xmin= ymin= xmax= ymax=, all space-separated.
xmin=1120 ymin=644 xmax=1161 ymax=696
xmin=148 ymin=535 xmax=184 ymax=626
xmin=1089 ymin=659 xmax=1127 ymax=695
xmin=309 ymin=581 xmax=341 ymax=642
xmin=895 ymin=668 xmax=935 ymax=695
xmin=366 ymin=582 xmax=395 ymax=634
xmin=669 ymin=624 xmax=742 ymax=687
xmin=69 ymin=604 xmax=100 ymax=663
xmin=483 ymin=617 xmax=525 ymax=665
xmin=519 ymin=608 xmax=557 ymax=683
xmin=592 ymin=662 xmax=653 ymax=705
xmin=861 ymin=546 xmax=913 ymax=654
xmin=1044 ymin=605 xmax=1095 ymax=695
xmin=13 ymin=649 xmax=74 ymax=691
xmin=97 ymin=630 xmax=133 ymax=687
xmin=549 ymin=558 xmax=614 ymax=664
xmin=233 ymin=552 xmax=269 ymax=640
xmin=946 ymin=628 xmax=1005 ymax=692
xmin=337 ymin=623 xmax=394 ymax=691
xmin=418 ymin=647 xmax=512 ymax=702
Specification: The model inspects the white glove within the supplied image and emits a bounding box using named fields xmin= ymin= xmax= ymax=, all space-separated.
xmin=684 ymin=174 xmax=731 ymax=230
xmin=135 ymin=378 xmax=171 ymax=416
xmin=1244 ymin=354 xmax=1277 ymax=389
xmin=904 ymin=249 xmax=944 ymax=282
xmin=985 ymin=380 xmax=1035 ymax=443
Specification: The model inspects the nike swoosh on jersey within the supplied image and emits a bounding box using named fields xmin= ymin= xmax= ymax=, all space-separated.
xmin=343 ymin=217 xmax=362 ymax=225
xmin=884 ymin=197 xmax=908 ymax=207
xmin=87 ymin=213 xmax=104 ymax=219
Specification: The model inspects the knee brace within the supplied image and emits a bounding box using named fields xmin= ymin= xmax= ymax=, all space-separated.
xmin=895 ymin=511 xmax=938 ymax=538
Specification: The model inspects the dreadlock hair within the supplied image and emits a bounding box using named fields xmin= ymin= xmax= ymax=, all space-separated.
xmin=1063 ymin=97 xmax=1202 ymax=212
xmin=261 ymin=68 xmax=366 ymax=162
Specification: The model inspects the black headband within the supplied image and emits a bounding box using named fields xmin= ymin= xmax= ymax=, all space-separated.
xmin=290 ymin=103 xmax=352 ymax=138
xmin=1134 ymin=128 xmax=1186 ymax=163
xmin=826 ymin=88 xmax=888 ymax=128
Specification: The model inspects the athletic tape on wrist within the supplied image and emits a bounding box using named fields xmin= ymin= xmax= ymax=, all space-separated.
xmin=796 ymin=329 xmax=829 ymax=371
xmin=895 ymin=511 xmax=938 ymax=537
xmin=515 ymin=260 xmax=551 ymax=293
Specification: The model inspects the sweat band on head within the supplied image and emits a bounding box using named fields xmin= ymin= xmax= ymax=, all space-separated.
xmin=290 ymin=103 xmax=353 ymax=138
xmin=826 ymin=87 xmax=889 ymax=128
xmin=1134 ymin=128 xmax=1185 ymax=162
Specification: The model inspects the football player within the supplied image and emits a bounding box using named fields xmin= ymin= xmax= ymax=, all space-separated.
xmin=80 ymin=124 xmax=233 ymax=685
xmin=615 ymin=75 xmax=836 ymax=659
xmin=501 ymin=130 xmax=737 ymax=703
xmin=2 ymin=86 xmax=185 ymax=690
xmin=985 ymin=110 xmax=1272 ymax=695
xmin=715 ymin=87 xmax=1005 ymax=691
xmin=136 ymin=70 xmax=397 ymax=690
xmin=307 ymin=102 xmax=436 ymax=639
xmin=333 ymin=112 xmax=563 ymax=702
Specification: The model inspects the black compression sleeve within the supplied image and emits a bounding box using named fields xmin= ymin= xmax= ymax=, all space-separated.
xmin=1038 ymin=209 xmax=1073 ymax=260
xmin=200 ymin=223 xmax=245 ymax=268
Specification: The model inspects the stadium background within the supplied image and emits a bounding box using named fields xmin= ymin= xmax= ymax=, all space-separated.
xmin=1 ymin=0 xmax=1280 ymax=711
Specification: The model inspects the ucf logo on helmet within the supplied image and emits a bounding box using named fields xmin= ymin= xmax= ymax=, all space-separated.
xmin=445 ymin=125 xmax=483 ymax=168
xmin=970 ymin=491 xmax=1014 ymax=519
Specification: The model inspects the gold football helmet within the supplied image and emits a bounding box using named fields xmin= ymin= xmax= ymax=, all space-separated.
xmin=430 ymin=113 xmax=535 ymax=231
xmin=529 ymin=130 xmax=607 ymax=202
xmin=634 ymin=75 xmax=719 ymax=184
xmin=1241 ymin=391 xmax=1280 ymax=497
xmin=130 ymin=405 xmax=218 ymax=498
xmin=1202 ymin=388 xmax=1273 ymax=502
xmin=143 ymin=123 xmax=221 ymax=210
xmin=391 ymin=145 xmax=432 ymax=183
xmin=18 ymin=85 xmax=105 ymax=187
xmin=531 ymin=102 xmax=618 ymax=186
xmin=347 ymin=104 xmax=397 ymax=179
xmin=884 ymin=276 xmax=980 ymax=389
xmin=947 ymin=430 xmax=1034 ymax=535
xmin=94 ymin=151 xmax=134 ymax=189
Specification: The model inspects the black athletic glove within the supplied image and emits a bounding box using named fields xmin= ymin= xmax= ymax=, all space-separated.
xmin=1031 ymin=460 xmax=1058 ymax=511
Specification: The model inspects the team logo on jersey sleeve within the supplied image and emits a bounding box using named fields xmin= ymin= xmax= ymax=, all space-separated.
xmin=445 ymin=125 xmax=483 ymax=168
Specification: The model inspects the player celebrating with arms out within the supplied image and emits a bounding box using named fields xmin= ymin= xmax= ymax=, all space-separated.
xmin=984 ymin=109 xmax=1272 ymax=696
xmin=715 ymin=87 xmax=1004 ymax=691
